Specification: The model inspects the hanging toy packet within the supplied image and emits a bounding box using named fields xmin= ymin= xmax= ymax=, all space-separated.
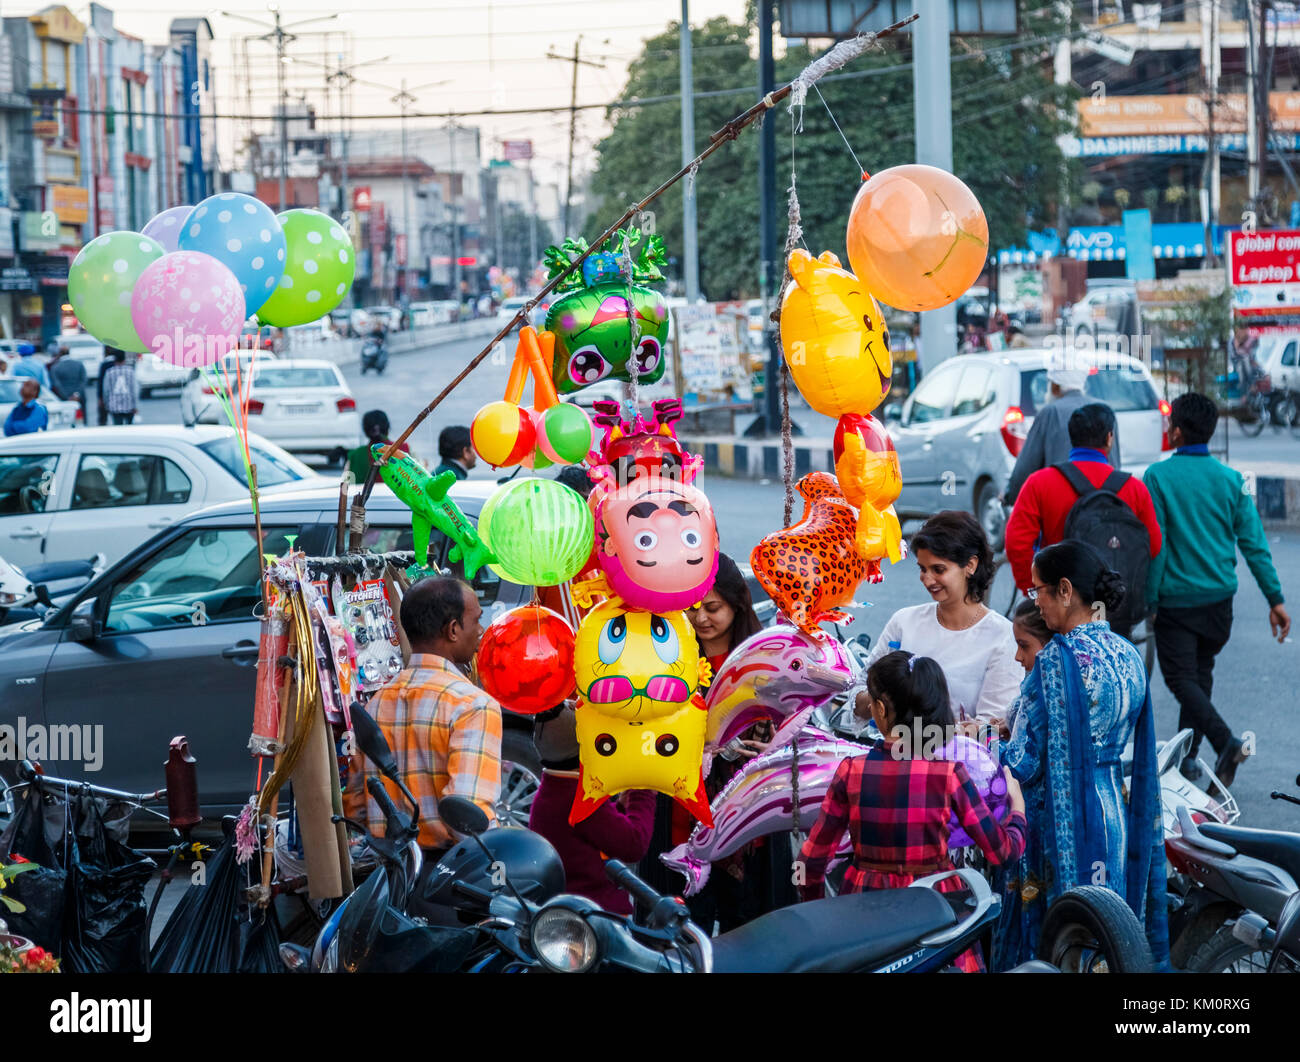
xmin=335 ymin=579 xmax=404 ymax=692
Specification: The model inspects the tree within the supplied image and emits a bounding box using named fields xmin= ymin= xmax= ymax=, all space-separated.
xmin=589 ymin=5 xmax=1079 ymax=300
xmin=499 ymin=206 xmax=554 ymax=280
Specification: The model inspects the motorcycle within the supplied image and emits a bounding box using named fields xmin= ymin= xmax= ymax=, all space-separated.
xmin=360 ymin=335 xmax=388 ymax=375
xmin=0 ymin=552 xmax=104 ymax=625
xmin=1165 ymin=777 xmax=1300 ymax=972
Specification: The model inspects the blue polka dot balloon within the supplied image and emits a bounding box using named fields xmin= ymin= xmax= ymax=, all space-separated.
xmin=178 ymin=193 xmax=287 ymax=317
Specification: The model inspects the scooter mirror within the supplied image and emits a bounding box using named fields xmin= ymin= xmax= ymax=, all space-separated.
xmin=439 ymin=795 xmax=489 ymax=837
xmin=351 ymin=702 xmax=400 ymax=780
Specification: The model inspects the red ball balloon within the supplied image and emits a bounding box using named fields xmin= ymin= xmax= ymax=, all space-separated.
xmin=476 ymin=605 xmax=577 ymax=715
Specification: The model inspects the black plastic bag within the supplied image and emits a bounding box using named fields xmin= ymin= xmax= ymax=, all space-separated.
xmin=61 ymin=794 xmax=155 ymax=974
xmin=0 ymin=788 xmax=67 ymax=951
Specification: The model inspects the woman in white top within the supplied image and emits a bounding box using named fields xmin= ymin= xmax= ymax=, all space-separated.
xmin=865 ymin=511 xmax=1023 ymax=727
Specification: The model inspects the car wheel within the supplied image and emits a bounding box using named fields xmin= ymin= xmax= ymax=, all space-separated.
xmin=496 ymin=729 xmax=542 ymax=829
xmin=975 ymin=479 xmax=1004 ymax=552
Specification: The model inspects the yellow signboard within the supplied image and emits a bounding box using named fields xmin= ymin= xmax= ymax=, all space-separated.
xmin=1078 ymin=93 xmax=1300 ymax=136
xmin=50 ymin=185 xmax=88 ymax=224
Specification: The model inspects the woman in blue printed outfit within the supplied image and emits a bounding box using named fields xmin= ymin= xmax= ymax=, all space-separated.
xmin=993 ymin=539 xmax=1169 ymax=971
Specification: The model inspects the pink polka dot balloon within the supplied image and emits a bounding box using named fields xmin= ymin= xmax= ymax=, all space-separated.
xmin=130 ymin=251 xmax=248 ymax=368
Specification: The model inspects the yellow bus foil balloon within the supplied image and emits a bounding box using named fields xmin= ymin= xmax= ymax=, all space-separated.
xmin=569 ymin=699 xmax=711 ymax=827
xmin=779 ymin=248 xmax=893 ymax=421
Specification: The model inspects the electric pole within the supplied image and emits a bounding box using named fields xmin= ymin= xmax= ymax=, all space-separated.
xmin=547 ymin=38 xmax=604 ymax=235
xmin=680 ymin=1 xmax=699 ymax=301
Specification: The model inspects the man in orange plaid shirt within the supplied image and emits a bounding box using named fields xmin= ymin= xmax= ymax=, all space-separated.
xmin=345 ymin=576 xmax=502 ymax=853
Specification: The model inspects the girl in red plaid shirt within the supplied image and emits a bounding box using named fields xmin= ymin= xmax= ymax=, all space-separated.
xmin=798 ymin=651 xmax=1027 ymax=970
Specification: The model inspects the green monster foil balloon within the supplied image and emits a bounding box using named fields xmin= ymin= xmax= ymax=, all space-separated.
xmin=543 ymin=228 xmax=671 ymax=396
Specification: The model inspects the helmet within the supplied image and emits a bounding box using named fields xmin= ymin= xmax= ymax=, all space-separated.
xmin=422 ymin=828 xmax=566 ymax=909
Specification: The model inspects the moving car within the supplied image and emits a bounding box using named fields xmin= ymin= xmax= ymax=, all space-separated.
xmin=240 ymin=359 xmax=362 ymax=461
xmin=0 ymin=376 xmax=81 ymax=433
xmin=883 ymin=348 xmax=1170 ymax=547
xmin=135 ymin=352 xmax=191 ymax=397
xmin=0 ymin=425 xmax=321 ymax=568
xmin=179 ymin=349 xmax=279 ymax=426
xmin=0 ymin=480 xmax=539 ymax=822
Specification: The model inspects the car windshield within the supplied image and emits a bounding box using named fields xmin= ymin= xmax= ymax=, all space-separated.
xmin=1019 ymin=366 xmax=1158 ymax=416
xmin=252 ymin=367 xmax=338 ymax=389
xmin=199 ymin=436 xmax=313 ymax=487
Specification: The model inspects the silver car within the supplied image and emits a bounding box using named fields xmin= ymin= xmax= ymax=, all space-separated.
xmin=883 ymin=348 xmax=1169 ymax=547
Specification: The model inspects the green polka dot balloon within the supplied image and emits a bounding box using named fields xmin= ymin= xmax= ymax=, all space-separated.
xmin=68 ymin=231 xmax=166 ymax=352
xmin=256 ymin=209 xmax=355 ymax=327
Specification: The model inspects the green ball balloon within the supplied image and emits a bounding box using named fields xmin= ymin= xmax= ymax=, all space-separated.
xmin=539 ymin=402 xmax=595 ymax=464
xmin=68 ymin=231 xmax=165 ymax=352
xmin=256 ymin=209 xmax=355 ymax=327
xmin=479 ymin=478 xmax=594 ymax=587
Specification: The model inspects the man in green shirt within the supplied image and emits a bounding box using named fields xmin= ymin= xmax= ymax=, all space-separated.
xmin=1144 ymin=393 xmax=1290 ymax=786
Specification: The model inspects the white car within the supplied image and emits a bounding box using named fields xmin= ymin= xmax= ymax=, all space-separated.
xmin=0 ymin=376 xmax=81 ymax=432
xmin=349 ymin=309 xmax=373 ymax=336
xmin=242 ymin=359 xmax=362 ymax=460
xmin=135 ymin=352 xmax=191 ymax=397
xmin=1258 ymin=332 xmax=1300 ymax=392
xmin=0 ymin=424 xmax=322 ymax=567
xmin=179 ymin=350 xmax=279 ymax=426
xmin=54 ymin=333 xmax=107 ymax=380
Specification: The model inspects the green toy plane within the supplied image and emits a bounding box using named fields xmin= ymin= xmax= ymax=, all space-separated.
xmin=374 ymin=445 xmax=496 ymax=578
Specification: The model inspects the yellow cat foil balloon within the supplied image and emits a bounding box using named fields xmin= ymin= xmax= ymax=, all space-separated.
xmin=569 ymin=699 xmax=711 ymax=827
xmin=573 ymin=600 xmax=708 ymax=721
xmin=779 ymin=248 xmax=893 ymax=420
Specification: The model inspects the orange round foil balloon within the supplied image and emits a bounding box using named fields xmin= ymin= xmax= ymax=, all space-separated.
xmin=845 ymin=165 xmax=988 ymax=312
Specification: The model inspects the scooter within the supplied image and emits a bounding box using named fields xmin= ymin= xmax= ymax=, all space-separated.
xmin=0 ymin=552 xmax=104 ymax=625
xmin=1165 ymin=778 xmax=1300 ymax=972
xmin=359 ymin=335 xmax=388 ymax=375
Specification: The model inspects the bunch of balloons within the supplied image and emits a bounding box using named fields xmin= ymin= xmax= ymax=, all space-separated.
xmin=754 ymin=164 xmax=988 ymax=637
xmin=68 ymin=193 xmax=355 ymax=368
xmin=471 ymin=327 xmax=594 ymax=470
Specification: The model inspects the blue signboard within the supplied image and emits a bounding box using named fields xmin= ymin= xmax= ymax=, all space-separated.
xmin=1123 ymin=209 xmax=1156 ymax=280
xmin=1066 ymin=133 xmax=1300 ymax=157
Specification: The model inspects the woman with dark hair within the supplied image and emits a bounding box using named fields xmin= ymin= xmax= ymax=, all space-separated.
xmin=688 ymin=552 xmax=764 ymax=684
xmin=994 ymin=539 xmax=1169 ymax=971
xmin=866 ymin=510 xmax=1022 ymax=727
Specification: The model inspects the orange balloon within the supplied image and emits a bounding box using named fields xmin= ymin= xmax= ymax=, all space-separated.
xmin=845 ymin=165 xmax=988 ymax=312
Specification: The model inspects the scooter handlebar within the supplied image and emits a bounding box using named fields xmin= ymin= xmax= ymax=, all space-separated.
xmin=603 ymin=858 xmax=667 ymax=912
xmin=366 ymin=775 xmax=402 ymax=824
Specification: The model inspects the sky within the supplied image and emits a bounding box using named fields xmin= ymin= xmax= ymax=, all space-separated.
xmin=7 ymin=0 xmax=756 ymax=188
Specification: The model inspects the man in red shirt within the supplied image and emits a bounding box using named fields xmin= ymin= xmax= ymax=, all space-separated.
xmin=1005 ymin=402 xmax=1161 ymax=638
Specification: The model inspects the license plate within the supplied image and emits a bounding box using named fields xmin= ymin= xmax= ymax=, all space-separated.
xmin=283 ymin=404 xmax=322 ymax=416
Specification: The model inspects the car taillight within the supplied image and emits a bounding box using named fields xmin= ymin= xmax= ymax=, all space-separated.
xmin=201 ymin=382 xmax=216 ymax=395
xmin=1000 ymin=406 xmax=1028 ymax=456
xmin=1159 ymin=398 xmax=1172 ymax=451
xmin=336 ymin=397 xmax=356 ymax=413
xmin=247 ymin=399 xmax=265 ymax=414
xmin=74 ymin=406 xmax=83 ymax=421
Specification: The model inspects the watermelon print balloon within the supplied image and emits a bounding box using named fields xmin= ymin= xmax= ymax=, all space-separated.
xmin=256 ymin=209 xmax=355 ymax=327
xmin=178 ymin=193 xmax=286 ymax=316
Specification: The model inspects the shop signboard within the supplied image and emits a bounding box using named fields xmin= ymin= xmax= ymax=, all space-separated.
xmin=1229 ymin=229 xmax=1300 ymax=316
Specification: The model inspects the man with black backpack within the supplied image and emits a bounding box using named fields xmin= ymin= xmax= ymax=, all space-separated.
xmin=1005 ymin=402 xmax=1162 ymax=640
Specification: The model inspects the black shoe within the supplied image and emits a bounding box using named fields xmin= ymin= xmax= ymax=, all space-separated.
xmin=1214 ymin=737 xmax=1248 ymax=788
xmin=1180 ymin=755 xmax=1204 ymax=783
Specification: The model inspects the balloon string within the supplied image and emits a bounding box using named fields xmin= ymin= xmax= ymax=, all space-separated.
xmin=812 ymin=82 xmax=866 ymax=178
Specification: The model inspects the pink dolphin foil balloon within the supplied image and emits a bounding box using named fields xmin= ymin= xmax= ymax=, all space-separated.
xmin=661 ymin=736 xmax=865 ymax=896
xmin=704 ymin=625 xmax=855 ymax=750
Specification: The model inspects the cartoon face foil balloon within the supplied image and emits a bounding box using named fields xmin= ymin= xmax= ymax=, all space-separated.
xmin=834 ymin=412 xmax=904 ymax=565
xmin=542 ymin=229 xmax=671 ymax=395
xmin=780 ymin=249 xmax=893 ymax=421
xmin=574 ymin=600 xmax=707 ymax=720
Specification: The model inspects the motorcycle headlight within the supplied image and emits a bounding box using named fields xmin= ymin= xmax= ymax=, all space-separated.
xmin=320 ymin=934 xmax=339 ymax=974
xmin=531 ymin=906 xmax=599 ymax=973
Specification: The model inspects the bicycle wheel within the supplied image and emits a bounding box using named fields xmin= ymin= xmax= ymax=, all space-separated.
xmin=1270 ymin=393 xmax=1296 ymax=432
xmin=1239 ymin=397 xmax=1266 ymax=437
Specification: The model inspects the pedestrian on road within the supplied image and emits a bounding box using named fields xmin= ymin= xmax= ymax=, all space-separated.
xmin=434 ymin=425 xmax=476 ymax=481
xmin=48 ymin=345 xmax=87 ymax=422
xmin=1003 ymin=350 xmax=1122 ymax=505
xmin=9 ymin=344 xmax=50 ymax=391
xmin=100 ymin=350 xmax=138 ymax=425
xmin=3 ymin=378 xmax=48 ymax=436
xmin=345 ymin=409 xmax=409 ymax=485
xmin=95 ymin=351 xmax=116 ymax=425
xmin=1143 ymin=392 xmax=1291 ymax=786
xmin=1004 ymin=402 xmax=1161 ymax=641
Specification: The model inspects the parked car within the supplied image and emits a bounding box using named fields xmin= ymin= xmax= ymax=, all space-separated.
xmin=0 ymin=424 xmax=321 ymax=568
xmin=240 ymin=359 xmax=362 ymax=461
xmin=1258 ymin=332 xmax=1300 ymax=393
xmin=0 ymin=340 xmax=39 ymax=362
xmin=134 ymin=352 xmax=191 ymax=397
xmin=0 ymin=376 xmax=81 ymax=433
xmin=0 ymin=480 xmax=540 ymax=822
xmin=279 ymin=320 xmax=337 ymax=353
xmin=882 ymin=348 xmax=1170 ymax=547
xmin=1062 ymin=281 xmax=1138 ymax=343
xmin=53 ymin=333 xmax=106 ymax=380
xmin=365 ymin=306 xmax=402 ymax=331
xmin=348 ymin=308 xmax=373 ymax=336
xmin=241 ymin=323 xmax=276 ymax=351
xmin=179 ymin=349 xmax=279 ymax=426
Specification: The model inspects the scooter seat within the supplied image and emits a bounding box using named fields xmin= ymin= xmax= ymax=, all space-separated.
xmin=710 ymin=888 xmax=957 ymax=974
xmin=1200 ymin=823 xmax=1300 ymax=885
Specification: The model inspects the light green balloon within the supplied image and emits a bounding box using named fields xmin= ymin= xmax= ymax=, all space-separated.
xmin=479 ymin=478 xmax=594 ymax=587
xmin=68 ymin=231 xmax=166 ymax=352
xmin=256 ymin=209 xmax=356 ymax=327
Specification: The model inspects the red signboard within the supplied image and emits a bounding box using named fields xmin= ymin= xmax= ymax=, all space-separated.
xmin=352 ymin=185 xmax=372 ymax=212
xmin=395 ymin=234 xmax=407 ymax=267
xmin=1229 ymin=229 xmax=1300 ymax=315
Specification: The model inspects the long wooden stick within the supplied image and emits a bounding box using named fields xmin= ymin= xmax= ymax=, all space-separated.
xmin=358 ymin=14 xmax=916 ymax=506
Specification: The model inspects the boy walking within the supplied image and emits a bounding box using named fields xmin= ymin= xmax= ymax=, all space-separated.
xmin=1144 ymin=393 xmax=1290 ymax=785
